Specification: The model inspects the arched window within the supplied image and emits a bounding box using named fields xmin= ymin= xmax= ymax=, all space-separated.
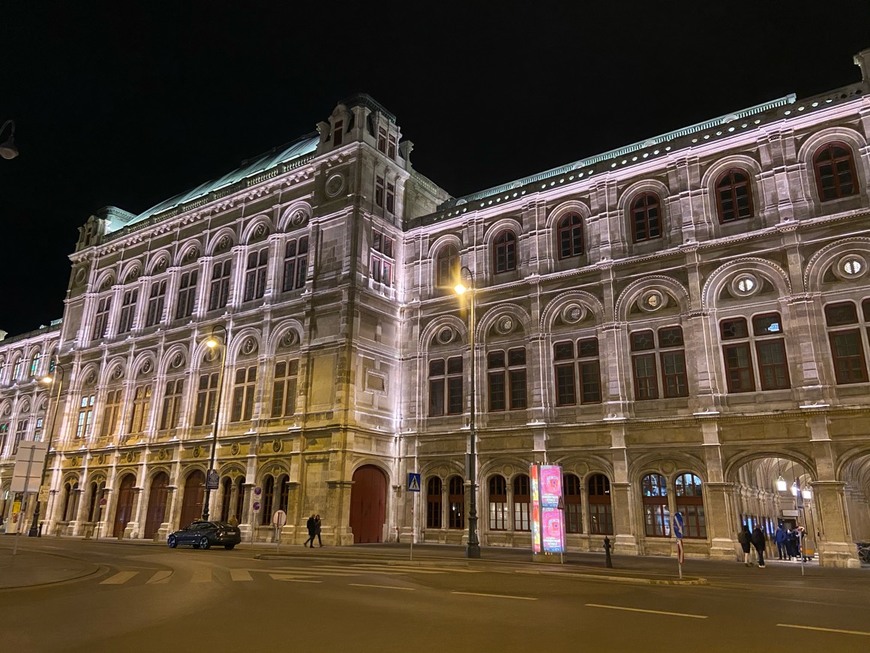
xmin=557 ymin=214 xmax=584 ymax=259
xmin=435 ymin=245 xmax=460 ymax=288
xmin=563 ymin=473 xmax=583 ymax=534
xmin=488 ymin=475 xmax=507 ymax=530
xmin=512 ymin=474 xmax=530 ymax=531
xmin=588 ymin=474 xmax=613 ymax=535
xmin=814 ymin=142 xmax=858 ymax=201
xmin=220 ymin=477 xmax=233 ymax=522
xmin=448 ymin=475 xmax=464 ymax=529
xmin=493 ymin=231 xmax=517 ymax=273
xmin=278 ymin=474 xmax=290 ymax=513
xmin=631 ymin=193 xmax=661 ymax=242
xmin=674 ymin=473 xmax=706 ymax=538
xmin=720 ymin=313 xmax=790 ymax=392
xmin=715 ymin=169 xmax=753 ymax=223
xmin=641 ymin=473 xmax=669 ymax=537
xmin=261 ymin=475 xmax=275 ymax=526
xmin=426 ymin=477 xmax=442 ymax=528
xmin=61 ymin=482 xmax=79 ymax=522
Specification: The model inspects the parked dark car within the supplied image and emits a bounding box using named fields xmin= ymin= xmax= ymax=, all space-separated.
xmin=167 ymin=521 xmax=241 ymax=550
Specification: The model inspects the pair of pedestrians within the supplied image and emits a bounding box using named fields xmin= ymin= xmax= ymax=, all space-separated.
xmin=304 ymin=514 xmax=323 ymax=547
xmin=738 ymin=524 xmax=767 ymax=567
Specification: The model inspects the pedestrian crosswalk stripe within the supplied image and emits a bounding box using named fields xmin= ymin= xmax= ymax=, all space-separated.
xmin=230 ymin=569 xmax=253 ymax=582
xmin=146 ymin=570 xmax=172 ymax=584
xmin=101 ymin=571 xmax=139 ymax=585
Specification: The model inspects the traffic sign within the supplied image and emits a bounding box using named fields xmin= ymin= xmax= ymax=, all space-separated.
xmin=253 ymin=501 xmax=261 ymax=512
xmin=407 ymin=473 xmax=421 ymax=492
xmin=272 ymin=510 xmax=287 ymax=528
xmin=206 ymin=469 xmax=219 ymax=490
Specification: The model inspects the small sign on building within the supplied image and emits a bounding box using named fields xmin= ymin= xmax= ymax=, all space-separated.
xmin=407 ymin=473 xmax=421 ymax=492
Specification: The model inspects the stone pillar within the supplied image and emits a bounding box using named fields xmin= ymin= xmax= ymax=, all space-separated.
xmin=609 ymin=482 xmax=638 ymax=555
xmin=327 ymin=479 xmax=355 ymax=546
xmin=813 ymin=480 xmax=859 ymax=567
xmin=703 ymin=482 xmax=739 ymax=560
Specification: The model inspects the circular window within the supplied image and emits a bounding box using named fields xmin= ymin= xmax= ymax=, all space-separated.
xmin=325 ymin=174 xmax=344 ymax=197
xmin=495 ymin=316 xmax=514 ymax=335
xmin=837 ymin=254 xmax=866 ymax=280
xmin=730 ymin=273 xmax=760 ymax=298
xmin=561 ymin=303 xmax=586 ymax=324
xmin=638 ymin=290 xmax=667 ymax=312
xmin=436 ymin=327 xmax=455 ymax=345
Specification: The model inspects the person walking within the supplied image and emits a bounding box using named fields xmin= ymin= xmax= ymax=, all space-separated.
xmin=775 ymin=524 xmax=787 ymax=560
xmin=304 ymin=514 xmax=316 ymax=547
xmin=313 ymin=514 xmax=323 ymax=547
xmin=751 ymin=524 xmax=767 ymax=568
xmin=738 ymin=524 xmax=752 ymax=566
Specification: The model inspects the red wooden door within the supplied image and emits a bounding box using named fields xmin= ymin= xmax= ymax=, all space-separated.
xmin=113 ymin=475 xmax=136 ymax=538
xmin=349 ymin=465 xmax=387 ymax=543
xmin=178 ymin=471 xmax=205 ymax=528
xmin=143 ymin=472 xmax=169 ymax=538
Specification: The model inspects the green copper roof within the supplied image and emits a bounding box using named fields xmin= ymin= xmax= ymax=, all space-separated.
xmin=108 ymin=133 xmax=319 ymax=234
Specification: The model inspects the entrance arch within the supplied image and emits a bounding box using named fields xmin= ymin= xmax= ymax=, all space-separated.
xmin=143 ymin=472 xmax=169 ymax=539
xmin=113 ymin=474 xmax=136 ymax=538
xmin=349 ymin=465 xmax=387 ymax=543
xmin=178 ymin=470 xmax=205 ymax=528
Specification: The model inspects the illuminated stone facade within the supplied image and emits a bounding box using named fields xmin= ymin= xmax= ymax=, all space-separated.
xmin=3 ymin=54 xmax=870 ymax=566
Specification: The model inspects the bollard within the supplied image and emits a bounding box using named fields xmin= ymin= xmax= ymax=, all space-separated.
xmin=603 ymin=536 xmax=613 ymax=568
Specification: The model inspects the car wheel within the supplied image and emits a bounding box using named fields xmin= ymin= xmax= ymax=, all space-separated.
xmin=199 ymin=536 xmax=211 ymax=550
xmin=224 ymin=544 xmax=235 ymax=550
xmin=167 ymin=535 xmax=178 ymax=549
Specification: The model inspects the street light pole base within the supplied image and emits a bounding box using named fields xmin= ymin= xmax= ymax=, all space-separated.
xmin=466 ymin=543 xmax=481 ymax=558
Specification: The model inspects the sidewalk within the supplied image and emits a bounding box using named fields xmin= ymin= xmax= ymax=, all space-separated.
xmin=0 ymin=543 xmax=101 ymax=590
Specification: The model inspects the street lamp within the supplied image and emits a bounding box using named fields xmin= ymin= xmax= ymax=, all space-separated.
xmin=454 ymin=266 xmax=480 ymax=559
xmin=202 ymin=325 xmax=228 ymax=521
xmin=0 ymin=120 xmax=18 ymax=160
xmin=28 ymin=361 xmax=64 ymax=537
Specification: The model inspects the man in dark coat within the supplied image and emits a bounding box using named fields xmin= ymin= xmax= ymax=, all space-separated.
xmin=304 ymin=514 xmax=316 ymax=547
xmin=750 ymin=524 xmax=767 ymax=568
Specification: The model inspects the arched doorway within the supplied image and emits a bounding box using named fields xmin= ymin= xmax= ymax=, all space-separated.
xmin=113 ymin=474 xmax=136 ymax=538
xmin=349 ymin=465 xmax=387 ymax=543
xmin=178 ymin=470 xmax=205 ymax=528
xmin=143 ymin=472 xmax=169 ymax=539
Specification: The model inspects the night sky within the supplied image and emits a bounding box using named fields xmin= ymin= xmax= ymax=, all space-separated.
xmin=3 ymin=3 xmax=870 ymax=337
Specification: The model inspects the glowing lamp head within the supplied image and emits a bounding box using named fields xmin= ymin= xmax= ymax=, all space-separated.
xmin=40 ymin=375 xmax=54 ymax=385
xmin=454 ymin=282 xmax=468 ymax=296
xmin=205 ymin=337 xmax=220 ymax=349
xmin=776 ymin=476 xmax=787 ymax=492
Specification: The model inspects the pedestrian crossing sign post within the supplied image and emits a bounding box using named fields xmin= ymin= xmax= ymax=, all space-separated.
xmin=407 ymin=473 xmax=421 ymax=492
xmin=406 ymin=472 xmax=421 ymax=562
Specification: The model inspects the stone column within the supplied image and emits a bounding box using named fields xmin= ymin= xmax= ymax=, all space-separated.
xmin=813 ymin=480 xmax=859 ymax=567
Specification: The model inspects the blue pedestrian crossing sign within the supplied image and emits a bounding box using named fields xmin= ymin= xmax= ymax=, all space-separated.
xmin=407 ymin=473 xmax=421 ymax=492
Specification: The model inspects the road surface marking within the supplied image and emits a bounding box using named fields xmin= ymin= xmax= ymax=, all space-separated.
xmin=191 ymin=567 xmax=211 ymax=583
xmin=272 ymin=577 xmax=323 ymax=584
xmin=349 ymin=583 xmax=415 ymax=591
xmin=778 ymin=624 xmax=870 ymax=637
xmin=100 ymin=571 xmax=138 ymax=585
xmin=230 ymin=569 xmax=253 ymax=582
xmin=146 ymin=571 xmax=172 ymax=584
xmin=271 ymin=569 xmax=362 ymax=577
xmin=585 ymin=603 xmax=707 ymax=619
xmin=452 ymin=591 xmax=537 ymax=601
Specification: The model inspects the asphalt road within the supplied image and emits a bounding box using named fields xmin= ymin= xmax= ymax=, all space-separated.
xmin=2 ymin=539 xmax=869 ymax=653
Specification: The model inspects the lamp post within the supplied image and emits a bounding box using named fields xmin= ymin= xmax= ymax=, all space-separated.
xmin=28 ymin=361 xmax=64 ymax=537
xmin=454 ymin=266 xmax=481 ymax=559
xmin=202 ymin=325 xmax=228 ymax=521
xmin=0 ymin=120 xmax=18 ymax=160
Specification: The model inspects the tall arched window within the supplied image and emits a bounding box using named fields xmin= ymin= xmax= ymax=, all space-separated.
xmin=448 ymin=475 xmax=464 ymax=529
xmin=715 ymin=169 xmax=753 ymax=223
xmin=488 ymin=475 xmax=507 ymax=530
xmin=278 ymin=474 xmax=290 ymax=513
xmin=435 ymin=245 xmax=460 ymax=288
xmin=557 ymin=214 xmax=584 ymax=259
xmin=61 ymin=481 xmax=79 ymax=522
xmin=641 ymin=473 xmax=669 ymax=537
xmin=426 ymin=477 xmax=442 ymax=528
xmin=631 ymin=193 xmax=661 ymax=242
xmin=512 ymin=474 xmax=530 ymax=531
xmin=563 ymin=473 xmax=583 ymax=533
xmin=261 ymin=475 xmax=275 ymax=525
xmin=493 ymin=231 xmax=517 ymax=273
xmin=588 ymin=474 xmax=613 ymax=535
xmin=814 ymin=142 xmax=858 ymax=201
xmin=675 ymin=473 xmax=706 ymax=538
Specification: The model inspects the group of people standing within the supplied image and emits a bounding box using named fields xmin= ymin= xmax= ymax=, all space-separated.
xmin=304 ymin=514 xmax=323 ymax=547
xmin=738 ymin=523 xmax=808 ymax=567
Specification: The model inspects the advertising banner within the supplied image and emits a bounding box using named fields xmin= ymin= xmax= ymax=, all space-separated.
xmin=530 ymin=464 xmax=565 ymax=556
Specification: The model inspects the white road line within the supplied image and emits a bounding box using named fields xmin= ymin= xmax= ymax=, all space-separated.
xmin=100 ymin=571 xmax=139 ymax=585
xmin=146 ymin=570 xmax=172 ymax=584
xmin=230 ymin=569 xmax=253 ymax=582
xmin=273 ymin=577 xmax=323 ymax=584
xmin=778 ymin=623 xmax=870 ymax=637
xmin=270 ymin=569 xmax=363 ymax=577
xmin=191 ymin=568 xmax=211 ymax=583
xmin=349 ymin=583 xmax=415 ymax=591
xmin=452 ymin=591 xmax=538 ymax=601
xmin=585 ymin=603 xmax=707 ymax=619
